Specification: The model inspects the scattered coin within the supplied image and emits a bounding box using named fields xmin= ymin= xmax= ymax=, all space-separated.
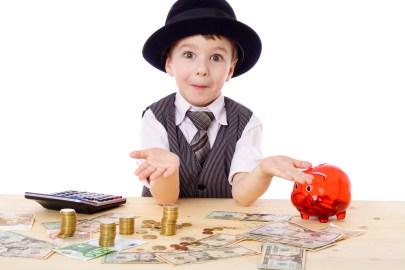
xmin=181 ymin=222 xmax=192 ymax=227
xmin=180 ymin=236 xmax=196 ymax=242
xmin=203 ymin=231 xmax=214 ymax=234
xmin=152 ymin=245 xmax=167 ymax=251
xmin=142 ymin=219 xmax=156 ymax=224
xmin=142 ymin=234 xmax=158 ymax=240
xmin=135 ymin=229 xmax=148 ymax=234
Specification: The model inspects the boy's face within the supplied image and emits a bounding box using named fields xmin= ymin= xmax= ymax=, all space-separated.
xmin=165 ymin=35 xmax=237 ymax=107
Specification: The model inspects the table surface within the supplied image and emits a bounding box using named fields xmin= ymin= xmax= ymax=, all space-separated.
xmin=0 ymin=195 xmax=404 ymax=270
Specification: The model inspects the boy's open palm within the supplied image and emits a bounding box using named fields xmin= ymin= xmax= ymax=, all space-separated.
xmin=130 ymin=148 xmax=180 ymax=181
xmin=260 ymin=155 xmax=313 ymax=184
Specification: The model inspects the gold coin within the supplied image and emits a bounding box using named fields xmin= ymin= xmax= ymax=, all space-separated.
xmin=135 ymin=229 xmax=148 ymax=234
xmin=152 ymin=245 xmax=167 ymax=251
xmin=142 ymin=234 xmax=158 ymax=239
xmin=142 ymin=219 xmax=156 ymax=224
xmin=181 ymin=222 xmax=192 ymax=227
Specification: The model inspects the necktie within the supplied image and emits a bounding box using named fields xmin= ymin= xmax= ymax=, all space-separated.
xmin=186 ymin=111 xmax=215 ymax=165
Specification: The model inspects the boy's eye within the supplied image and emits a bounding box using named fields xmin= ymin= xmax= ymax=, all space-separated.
xmin=210 ymin=54 xmax=223 ymax=62
xmin=182 ymin=51 xmax=194 ymax=58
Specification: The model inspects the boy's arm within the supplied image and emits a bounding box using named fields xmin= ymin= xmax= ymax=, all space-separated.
xmin=130 ymin=148 xmax=180 ymax=204
xmin=232 ymin=155 xmax=313 ymax=206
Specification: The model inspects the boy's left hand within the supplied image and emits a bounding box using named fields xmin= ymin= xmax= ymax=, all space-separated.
xmin=260 ymin=155 xmax=313 ymax=184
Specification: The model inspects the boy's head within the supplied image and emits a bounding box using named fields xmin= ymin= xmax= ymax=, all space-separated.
xmin=165 ymin=34 xmax=237 ymax=106
xmin=143 ymin=0 xmax=261 ymax=78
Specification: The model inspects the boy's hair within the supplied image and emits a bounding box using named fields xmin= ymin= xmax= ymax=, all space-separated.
xmin=165 ymin=35 xmax=238 ymax=63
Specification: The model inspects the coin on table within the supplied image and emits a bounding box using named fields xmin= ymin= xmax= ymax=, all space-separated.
xmin=142 ymin=234 xmax=158 ymax=239
xmin=180 ymin=236 xmax=196 ymax=242
xmin=135 ymin=229 xmax=148 ymax=234
xmin=141 ymin=224 xmax=153 ymax=229
xmin=142 ymin=219 xmax=156 ymax=224
xmin=202 ymin=231 xmax=214 ymax=235
xmin=181 ymin=222 xmax=192 ymax=227
xmin=152 ymin=245 xmax=167 ymax=251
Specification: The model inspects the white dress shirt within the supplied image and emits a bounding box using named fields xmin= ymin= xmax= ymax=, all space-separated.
xmin=140 ymin=93 xmax=263 ymax=184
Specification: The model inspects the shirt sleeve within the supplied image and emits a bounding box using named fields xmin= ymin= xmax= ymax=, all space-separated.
xmin=139 ymin=109 xmax=170 ymax=187
xmin=140 ymin=109 xmax=170 ymax=150
xmin=228 ymin=114 xmax=263 ymax=185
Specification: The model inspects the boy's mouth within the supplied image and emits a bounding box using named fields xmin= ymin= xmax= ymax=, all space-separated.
xmin=191 ymin=84 xmax=209 ymax=90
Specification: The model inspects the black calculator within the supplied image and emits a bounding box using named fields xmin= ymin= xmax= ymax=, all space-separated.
xmin=24 ymin=190 xmax=127 ymax=214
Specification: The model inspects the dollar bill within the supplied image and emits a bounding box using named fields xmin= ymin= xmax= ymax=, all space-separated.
xmin=206 ymin=211 xmax=292 ymax=222
xmin=87 ymin=237 xmax=145 ymax=251
xmin=157 ymin=246 xmax=258 ymax=265
xmin=55 ymin=242 xmax=115 ymax=260
xmin=0 ymin=231 xmax=56 ymax=259
xmin=206 ymin=211 xmax=248 ymax=220
xmin=46 ymin=229 xmax=91 ymax=241
xmin=42 ymin=213 xmax=123 ymax=233
xmin=320 ymin=223 xmax=366 ymax=240
xmin=104 ymin=251 xmax=163 ymax=264
xmin=188 ymin=233 xmax=242 ymax=251
xmin=243 ymin=222 xmax=342 ymax=251
xmin=258 ymin=243 xmax=306 ymax=270
xmin=0 ymin=212 xmax=34 ymax=230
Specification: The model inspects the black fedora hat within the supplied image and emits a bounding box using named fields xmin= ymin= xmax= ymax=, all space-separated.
xmin=142 ymin=0 xmax=262 ymax=77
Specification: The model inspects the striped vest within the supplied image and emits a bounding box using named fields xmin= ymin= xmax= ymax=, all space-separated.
xmin=141 ymin=93 xmax=252 ymax=198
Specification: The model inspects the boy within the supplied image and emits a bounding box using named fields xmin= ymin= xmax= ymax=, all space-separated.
xmin=130 ymin=0 xmax=313 ymax=205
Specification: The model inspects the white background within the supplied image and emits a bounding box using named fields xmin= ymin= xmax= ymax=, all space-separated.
xmin=0 ymin=0 xmax=404 ymax=201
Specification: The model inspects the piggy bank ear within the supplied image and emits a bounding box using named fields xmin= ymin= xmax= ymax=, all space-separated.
xmin=312 ymin=172 xmax=327 ymax=181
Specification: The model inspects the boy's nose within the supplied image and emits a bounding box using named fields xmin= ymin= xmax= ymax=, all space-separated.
xmin=195 ymin=60 xmax=208 ymax=76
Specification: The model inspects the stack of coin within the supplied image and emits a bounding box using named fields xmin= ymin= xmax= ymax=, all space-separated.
xmin=160 ymin=204 xmax=178 ymax=236
xmin=119 ymin=215 xmax=135 ymax=235
xmin=57 ymin=208 xmax=77 ymax=238
xmin=99 ymin=222 xmax=116 ymax=247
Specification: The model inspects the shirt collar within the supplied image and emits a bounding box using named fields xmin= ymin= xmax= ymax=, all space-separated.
xmin=175 ymin=92 xmax=228 ymax=126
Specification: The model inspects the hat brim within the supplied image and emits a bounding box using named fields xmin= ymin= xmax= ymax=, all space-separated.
xmin=142 ymin=17 xmax=261 ymax=77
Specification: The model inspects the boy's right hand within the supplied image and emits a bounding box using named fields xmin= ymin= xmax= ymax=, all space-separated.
xmin=129 ymin=148 xmax=180 ymax=181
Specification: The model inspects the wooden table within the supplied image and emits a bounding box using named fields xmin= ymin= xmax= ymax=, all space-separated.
xmin=0 ymin=195 xmax=404 ymax=269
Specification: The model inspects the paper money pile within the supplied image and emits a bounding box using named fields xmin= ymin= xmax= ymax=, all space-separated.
xmin=243 ymin=222 xmax=342 ymax=251
xmin=160 ymin=204 xmax=178 ymax=236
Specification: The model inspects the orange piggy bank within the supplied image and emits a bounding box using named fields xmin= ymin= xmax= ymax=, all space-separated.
xmin=291 ymin=164 xmax=351 ymax=223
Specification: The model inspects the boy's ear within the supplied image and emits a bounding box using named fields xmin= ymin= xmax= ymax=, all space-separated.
xmin=225 ymin=62 xmax=236 ymax=81
xmin=165 ymin=57 xmax=174 ymax=76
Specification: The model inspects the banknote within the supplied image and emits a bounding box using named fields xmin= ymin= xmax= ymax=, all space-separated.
xmin=0 ymin=212 xmax=34 ymax=230
xmin=46 ymin=229 xmax=91 ymax=241
xmin=187 ymin=233 xmax=242 ymax=251
xmin=0 ymin=231 xmax=56 ymax=259
xmin=87 ymin=237 xmax=145 ymax=251
xmin=320 ymin=223 xmax=366 ymax=240
xmin=104 ymin=251 xmax=163 ymax=264
xmin=55 ymin=242 xmax=115 ymax=260
xmin=206 ymin=211 xmax=248 ymax=220
xmin=206 ymin=211 xmax=292 ymax=222
xmin=258 ymin=243 xmax=306 ymax=270
xmin=157 ymin=246 xmax=258 ymax=265
xmin=243 ymin=222 xmax=342 ymax=251
xmin=42 ymin=213 xmax=122 ymax=233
